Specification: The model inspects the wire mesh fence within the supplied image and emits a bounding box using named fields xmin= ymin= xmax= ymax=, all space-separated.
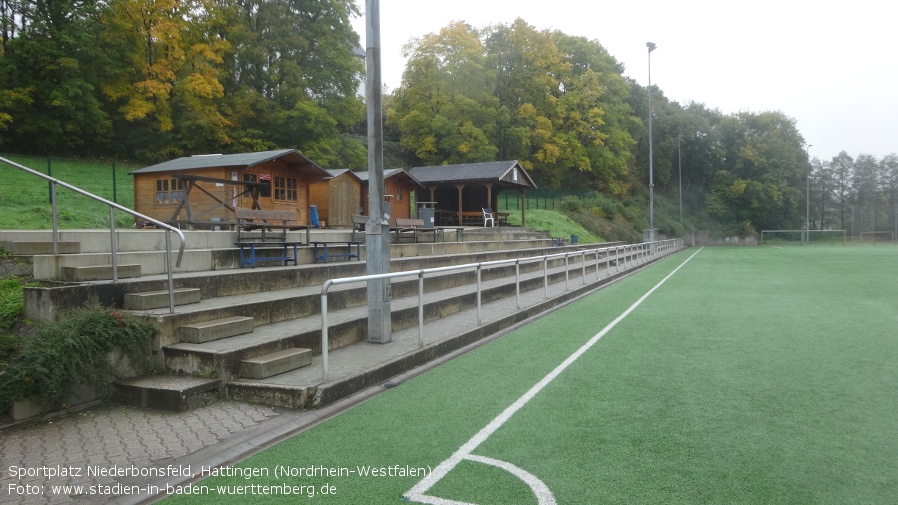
xmin=0 ymin=153 xmax=134 ymax=207
xmin=498 ymin=188 xmax=586 ymax=211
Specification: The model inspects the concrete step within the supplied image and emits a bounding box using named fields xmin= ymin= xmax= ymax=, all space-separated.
xmin=240 ymin=348 xmax=312 ymax=379
xmin=180 ymin=316 xmax=254 ymax=344
xmin=0 ymin=240 xmax=81 ymax=255
xmin=124 ymin=288 xmax=202 ymax=310
xmin=109 ymin=375 xmax=221 ymax=412
xmin=141 ymin=251 xmax=585 ymax=351
xmin=59 ymin=263 xmax=141 ymax=281
xmin=161 ymin=258 xmax=605 ymax=381
xmin=25 ymin=239 xmax=593 ymax=322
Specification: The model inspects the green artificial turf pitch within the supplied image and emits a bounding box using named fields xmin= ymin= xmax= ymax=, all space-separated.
xmin=162 ymin=246 xmax=898 ymax=504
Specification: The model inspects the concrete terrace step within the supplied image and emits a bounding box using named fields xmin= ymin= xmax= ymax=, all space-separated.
xmin=160 ymin=249 xmax=634 ymax=382
xmin=127 ymin=244 xmax=607 ymax=347
xmin=60 ymin=263 xmax=141 ymax=281
xmin=180 ymin=316 xmax=254 ymax=343
xmin=149 ymin=248 xmax=593 ymax=344
xmin=0 ymin=240 xmax=81 ymax=255
xmin=18 ymin=227 xmax=555 ymax=280
xmin=25 ymin=240 xmax=583 ymax=322
xmin=110 ymin=375 xmax=222 ymax=412
xmin=124 ymin=287 xmax=202 ymax=310
xmin=240 ymin=348 xmax=312 ymax=379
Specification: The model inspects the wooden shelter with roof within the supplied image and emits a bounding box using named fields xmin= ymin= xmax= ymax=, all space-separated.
xmin=308 ymin=169 xmax=363 ymax=227
xmin=408 ymin=160 xmax=537 ymax=226
xmin=130 ymin=149 xmax=331 ymax=228
xmin=356 ymin=169 xmax=423 ymax=224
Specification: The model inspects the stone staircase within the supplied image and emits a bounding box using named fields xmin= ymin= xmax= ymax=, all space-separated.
xmin=11 ymin=227 xmax=683 ymax=413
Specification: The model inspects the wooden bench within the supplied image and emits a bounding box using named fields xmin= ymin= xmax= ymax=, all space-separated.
xmin=394 ymin=218 xmax=442 ymax=243
xmin=351 ymin=214 xmax=367 ymax=241
xmin=234 ymin=208 xmax=309 ymax=268
xmin=458 ymin=211 xmax=483 ymax=227
xmin=235 ymin=208 xmax=310 ymax=243
xmin=435 ymin=226 xmax=466 ymax=242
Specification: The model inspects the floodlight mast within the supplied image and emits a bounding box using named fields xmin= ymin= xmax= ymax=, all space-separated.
xmin=365 ymin=0 xmax=391 ymax=343
xmin=647 ymin=42 xmax=656 ymax=252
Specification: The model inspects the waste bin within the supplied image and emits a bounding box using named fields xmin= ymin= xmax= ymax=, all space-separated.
xmin=309 ymin=205 xmax=320 ymax=228
xmin=570 ymin=235 xmax=579 ymax=245
xmin=419 ymin=207 xmax=435 ymax=229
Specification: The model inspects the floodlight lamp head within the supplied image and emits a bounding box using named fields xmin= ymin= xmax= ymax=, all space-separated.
xmin=646 ymin=42 xmax=657 ymax=52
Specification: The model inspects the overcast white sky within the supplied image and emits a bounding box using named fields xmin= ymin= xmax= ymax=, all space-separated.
xmin=351 ymin=0 xmax=896 ymax=163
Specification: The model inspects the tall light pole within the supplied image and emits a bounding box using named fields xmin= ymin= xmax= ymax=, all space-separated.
xmin=646 ymin=42 xmax=656 ymax=249
xmin=365 ymin=0 xmax=391 ymax=343
xmin=805 ymin=144 xmax=813 ymax=245
xmin=678 ymin=133 xmax=683 ymax=227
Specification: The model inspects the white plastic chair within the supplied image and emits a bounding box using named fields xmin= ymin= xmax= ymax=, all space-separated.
xmin=482 ymin=208 xmax=495 ymax=227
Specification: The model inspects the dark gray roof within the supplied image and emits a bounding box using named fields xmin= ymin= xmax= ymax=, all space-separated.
xmin=326 ymin=169 xmax=363 ymax=182
xmin=355 ymin=169 xmax=408 ymax=182
xmin=130 ymin=149 xmax=327 ymax=176
xmin=409 ymin=160 xmax=537 ymax=188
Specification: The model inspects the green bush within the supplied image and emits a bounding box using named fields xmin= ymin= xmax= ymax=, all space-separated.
xmin=0 ymin=301 xmax=156 ymax=411
xmin=0 ymin=278 xmax=28 ymax=331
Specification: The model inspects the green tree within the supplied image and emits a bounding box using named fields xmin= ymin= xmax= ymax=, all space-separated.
xmin=852 ymin=153 xmax=882 ymax=232
xmin=881 ymin=154 xmax=898 ymax=235
xmin=705 ymin=111 xmax=807 ymax=233
xmin=219 ymin=0 xmax=365 ymax=167
xmin=551 ymin=31 xmax=638 ymax=192
xmin=829 ymin=151 xmax=854 ymax=230
xmin=809 ymin=157 xmax=837 ymax=230
xmin=99 ymin=0 xmax=233 ymax=158
xmin=0 ymin=0 xmax=111 ymax=154
xmin=389 ymin=21 xmax=498 ymax=165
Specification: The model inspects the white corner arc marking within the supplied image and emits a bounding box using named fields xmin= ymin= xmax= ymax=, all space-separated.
xmin=405 ymin=248 xmax=703 ymax=505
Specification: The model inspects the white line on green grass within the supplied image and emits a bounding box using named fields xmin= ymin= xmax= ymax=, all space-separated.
xmin=405 ymin=248 xmax=704 ymax=505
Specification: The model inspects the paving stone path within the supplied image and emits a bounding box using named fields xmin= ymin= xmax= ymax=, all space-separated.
xmin=1 ymin=401 xmax=286 ymax=505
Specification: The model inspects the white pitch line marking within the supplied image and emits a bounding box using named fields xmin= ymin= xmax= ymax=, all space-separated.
xmin=405 ymin=248 xmax=703 ymax=505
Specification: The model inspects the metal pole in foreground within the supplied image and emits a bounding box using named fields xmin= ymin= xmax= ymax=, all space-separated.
xmin=678 ymin=134 xmax=683 ymax=226
xmin=365 ymin=0 xmax=391 ymax=343
xmin=647 ymin=42 xmax=657 ymax=253
xmin=805 ymin=144 xmax=813 ymax=245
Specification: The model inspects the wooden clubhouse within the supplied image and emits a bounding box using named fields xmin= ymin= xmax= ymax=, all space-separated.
xmin=129 ymin=149 xmax=331 ymax=229
xmin=356 ymin=168 xmax=424 ymax=224
xmin=309 ymin=169 xmax=363 ymax=228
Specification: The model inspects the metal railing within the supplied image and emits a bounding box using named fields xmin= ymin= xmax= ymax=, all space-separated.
xmin=1 ymin=156 xmax=186 ymax=313
xmin=320 ymin=238 xmax=684 ymax=379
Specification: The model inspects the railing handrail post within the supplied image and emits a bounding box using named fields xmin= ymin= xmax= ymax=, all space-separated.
xmin=1 ymin=156 xmax=188 ymax=314
xmin=418 ymin=272 xmax=425 ymax=346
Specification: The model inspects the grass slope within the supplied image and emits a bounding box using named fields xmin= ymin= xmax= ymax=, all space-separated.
xmin=506 ymin=208 xmax=603 ymax=244
xmin=0 ymin=154 xmax=136 ymax=229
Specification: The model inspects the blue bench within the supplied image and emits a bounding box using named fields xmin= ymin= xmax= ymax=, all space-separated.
xmin=236 ymin=241 xmax=300 ymax=268
xmin=311 ymin=241 xmax=361 ymax=264
xmin=234 ymin=208 xmax=311 ymax=268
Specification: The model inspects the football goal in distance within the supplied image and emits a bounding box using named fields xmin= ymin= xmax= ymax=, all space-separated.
xmin=760 ymin=230 xmax=847 ymax=245
xmin=859 ymin=231 xmax=895 ymax=243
